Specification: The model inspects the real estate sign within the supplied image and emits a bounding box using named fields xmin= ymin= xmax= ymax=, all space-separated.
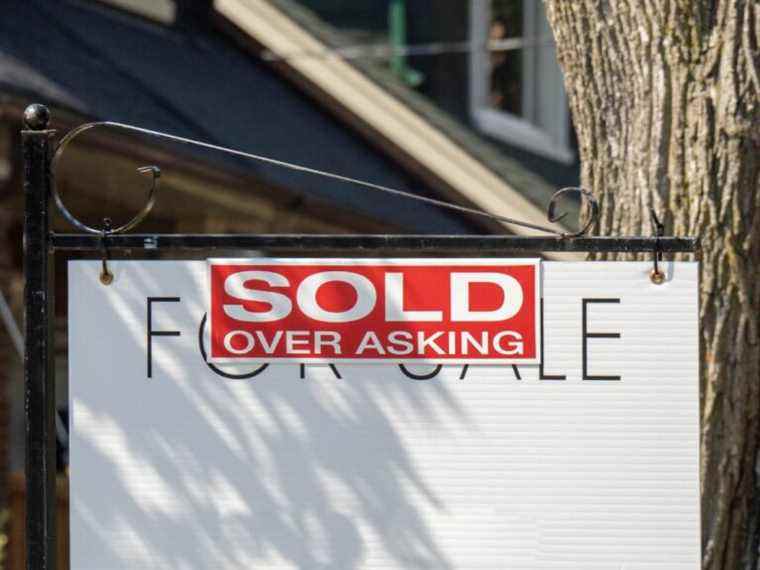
xmin=207 ymin=259 xmax=540 ymax=363
xmin=69 ymin=260 xmax=700 ymax=569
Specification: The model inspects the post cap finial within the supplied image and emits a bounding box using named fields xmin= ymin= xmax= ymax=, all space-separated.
xmin=23 ymin=104 xmax=50 ymax=130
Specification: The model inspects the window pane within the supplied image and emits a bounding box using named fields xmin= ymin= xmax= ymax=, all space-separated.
xmin=489 ymin=0 xmax=522 ymax=116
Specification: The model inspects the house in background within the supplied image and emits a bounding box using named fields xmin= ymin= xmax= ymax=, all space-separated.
xmin=0 ymin=0 xmax=574 ymax=567
xmin=290 ymin=0 xmax=579 ymax=185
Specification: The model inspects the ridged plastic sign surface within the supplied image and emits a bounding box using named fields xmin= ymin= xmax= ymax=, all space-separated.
xmin=68 ymin=261 xmax=700 ymax=570
xmin=208 ymin=259 xmax=540 ymax=364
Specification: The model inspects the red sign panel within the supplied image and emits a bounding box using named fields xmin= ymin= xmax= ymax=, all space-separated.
xmin=208 ymin=259 xmax=540 ymax=364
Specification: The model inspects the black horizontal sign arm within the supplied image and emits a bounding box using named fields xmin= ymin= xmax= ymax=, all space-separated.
xmin=50 ymin=233 xmax=699 ymax=254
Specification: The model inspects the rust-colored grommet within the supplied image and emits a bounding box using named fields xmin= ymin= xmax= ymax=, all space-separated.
xmin=100 ymin=266 xmax=114 ymax=285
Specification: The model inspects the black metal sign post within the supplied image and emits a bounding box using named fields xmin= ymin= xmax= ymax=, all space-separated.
xmin=22 ymin=105 xmax=57 ymax=570
xmin=20 ymin=104 xmax=699 ymax=570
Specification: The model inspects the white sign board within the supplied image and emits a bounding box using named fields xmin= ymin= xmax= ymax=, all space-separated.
xmin=69 ymin=260 xmax=700 ymax=569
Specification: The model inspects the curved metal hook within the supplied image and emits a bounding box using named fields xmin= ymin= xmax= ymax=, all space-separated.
xmin=546 ymin=187 xmax=599 ymax=238
xmin=51 ymin=122 xmax=160 ymax=235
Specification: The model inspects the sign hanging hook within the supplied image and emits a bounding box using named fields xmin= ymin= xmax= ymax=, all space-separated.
xmin=100 ymin=218 xmax=114 ymax=285
xmin=649 ymin=208 xmax=665 ymax=284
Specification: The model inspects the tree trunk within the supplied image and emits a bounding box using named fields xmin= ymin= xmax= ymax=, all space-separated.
xmin=543 ymin=1 xmax=759 ymax=568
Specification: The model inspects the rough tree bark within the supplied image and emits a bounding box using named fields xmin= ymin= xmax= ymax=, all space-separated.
xmin=543 ymin=1 xmax=759 ymax=568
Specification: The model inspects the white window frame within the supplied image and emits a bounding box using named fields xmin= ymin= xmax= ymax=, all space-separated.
xmin=469 ymin=0 xmax=574 ymax=164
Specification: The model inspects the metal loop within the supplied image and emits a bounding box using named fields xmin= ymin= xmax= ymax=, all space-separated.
xmin=546 ymin=187 xmax=599 ymax=238
xmin=51 ymin=122 xmax=160 ymax=235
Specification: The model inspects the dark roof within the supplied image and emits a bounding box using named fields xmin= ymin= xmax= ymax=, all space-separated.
xmin=0 ymin=0 xmax=482 ymax=233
